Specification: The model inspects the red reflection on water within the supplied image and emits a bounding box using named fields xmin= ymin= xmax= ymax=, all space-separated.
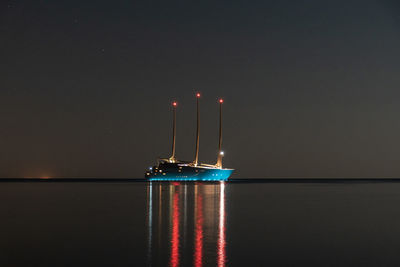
xmin=170 ymin=188 xmax=180 ymax=267
xmin=194 ymin=193 xmax=204 ymax=267
xmin=217 ymin=183 xmax=226 ymax=267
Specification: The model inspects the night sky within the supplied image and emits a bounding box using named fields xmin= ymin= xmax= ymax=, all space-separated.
xmin=1 ymin=0 xmax=400 ymax=178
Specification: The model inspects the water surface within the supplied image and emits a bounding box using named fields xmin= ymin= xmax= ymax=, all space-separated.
xmin=2 ymin=180 xmax=400 ymax=266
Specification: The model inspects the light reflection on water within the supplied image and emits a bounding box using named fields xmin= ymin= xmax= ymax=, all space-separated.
xmin=147 ymin=182 xmax=226 ymax=267
xmin=4 ymin=181 xmax=400 ymax=266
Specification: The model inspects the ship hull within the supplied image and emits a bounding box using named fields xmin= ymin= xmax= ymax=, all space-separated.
xmin=145 ymin=162 xmax=234 ymax=181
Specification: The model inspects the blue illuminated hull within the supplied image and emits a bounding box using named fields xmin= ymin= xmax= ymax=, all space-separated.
xmin=145 ymin=162 xmax=234 ymax=181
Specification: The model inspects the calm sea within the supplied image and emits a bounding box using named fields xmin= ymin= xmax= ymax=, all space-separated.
xmin=2 ymin=180 xmax=400 ymax=266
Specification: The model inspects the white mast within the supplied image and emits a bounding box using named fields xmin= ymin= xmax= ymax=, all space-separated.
xmin=216 ymin=98 xmax=224 ymax=168
xmin=169 ymin=101 xmax=177 ymax=163
xmin=193 ymin=93 xmax=200 ymax=166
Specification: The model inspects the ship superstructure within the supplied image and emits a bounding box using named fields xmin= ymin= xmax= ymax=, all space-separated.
xmin=145 ymin=93 xmax=234 ymax=181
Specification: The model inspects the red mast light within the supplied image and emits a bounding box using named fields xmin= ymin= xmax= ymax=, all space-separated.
xmin=196 ymin=93 xmax=201 ymax=98
xmin=172 ymin=101 xmax=177 ymax=107
xmin=219 ymin=99 xmax=224 ymax=103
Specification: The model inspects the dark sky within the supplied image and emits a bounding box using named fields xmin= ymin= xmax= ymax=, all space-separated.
xmin=1 ymin=0 xmax=400 ymax=178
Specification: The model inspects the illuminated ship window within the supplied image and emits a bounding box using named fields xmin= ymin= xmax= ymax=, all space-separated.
xmin=163 ymin=173 xmax=166 ymax=175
